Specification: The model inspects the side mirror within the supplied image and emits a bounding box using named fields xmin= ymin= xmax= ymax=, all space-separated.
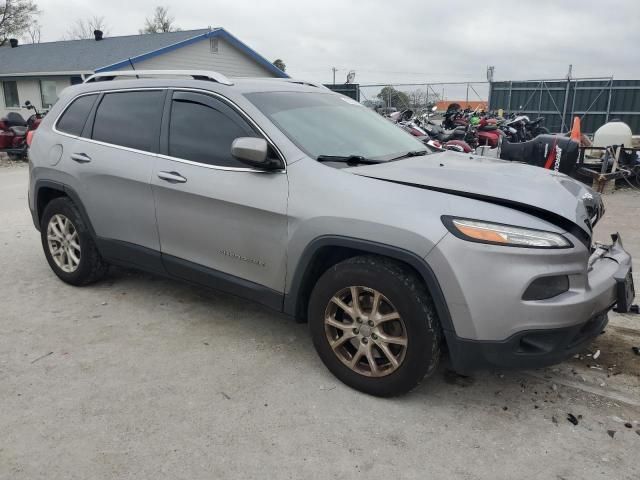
xmin=231 ymin=137 xmax=283 ymax=170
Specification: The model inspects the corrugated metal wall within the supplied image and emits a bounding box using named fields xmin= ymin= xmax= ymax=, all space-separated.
xmin=489 ymin=79 xmax=640 ymax=134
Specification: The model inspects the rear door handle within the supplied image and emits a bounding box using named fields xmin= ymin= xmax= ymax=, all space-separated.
xmin=157 ymin=171 xmax=187 ymax=184
xmin=71 ymin=152 xmax=91 ymax=163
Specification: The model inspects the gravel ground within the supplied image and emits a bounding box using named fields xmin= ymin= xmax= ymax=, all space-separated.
xmin=1 ymin=163 xmax=639 ymax=480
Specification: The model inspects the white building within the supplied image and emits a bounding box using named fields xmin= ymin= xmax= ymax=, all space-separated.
xmin=0 ymin=28 xmax=287 ymax=118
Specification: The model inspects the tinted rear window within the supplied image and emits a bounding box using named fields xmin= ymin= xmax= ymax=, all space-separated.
xmin=92 ymin=91 xmax=165 ymax=152
xmin=56 ymin=94 xmax=98 ymax=136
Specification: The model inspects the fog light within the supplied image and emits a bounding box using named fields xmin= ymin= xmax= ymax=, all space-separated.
xmin=522 ymin=275 xmax=569 ymax=301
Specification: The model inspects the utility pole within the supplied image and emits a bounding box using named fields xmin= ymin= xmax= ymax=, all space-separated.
xmin=332 ymin=67 xmax=337 ymax=85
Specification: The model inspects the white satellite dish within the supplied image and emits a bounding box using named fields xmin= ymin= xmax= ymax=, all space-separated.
xmin=346 ymin=70 xmax=356 ymax=84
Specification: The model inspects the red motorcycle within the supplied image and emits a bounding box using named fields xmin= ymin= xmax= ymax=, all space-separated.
xmin=0 ymin=101 xmax=45 ymax=160
xmin=476 ymin=118 xmax=503 ymax=148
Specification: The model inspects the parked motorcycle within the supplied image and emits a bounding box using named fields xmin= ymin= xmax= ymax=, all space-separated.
xmin=407 ymin=107 xmax=476 ymax=153
xmin=0 ymin=101 xmax=45 ymax=160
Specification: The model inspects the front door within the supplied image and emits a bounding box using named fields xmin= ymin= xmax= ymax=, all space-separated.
xmin=152 ymin=91 xmax=288 ymax=307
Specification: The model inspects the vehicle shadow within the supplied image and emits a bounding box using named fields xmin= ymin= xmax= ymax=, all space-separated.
xmin=100 ymin=266 xmax=594 ymax=409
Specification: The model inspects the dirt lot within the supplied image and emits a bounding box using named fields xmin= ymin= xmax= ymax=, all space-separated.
xmin=1 ymin=161 xmax=639 ymax=479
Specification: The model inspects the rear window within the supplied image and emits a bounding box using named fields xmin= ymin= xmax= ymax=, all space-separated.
xmin=92 ymin=91 xmax=165 ymax=152
xmin=56 ymin=94 xmax=98 ymax=136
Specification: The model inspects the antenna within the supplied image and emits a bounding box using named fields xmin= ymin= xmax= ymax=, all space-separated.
xmin=128 ymin=58 xmax=139 ymax=79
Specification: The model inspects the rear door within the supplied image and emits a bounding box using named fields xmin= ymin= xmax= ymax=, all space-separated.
xmin=61 ymin=89 xmax=166 ymax=267
xmin=152 ymin=90 xmax=288 ymax=304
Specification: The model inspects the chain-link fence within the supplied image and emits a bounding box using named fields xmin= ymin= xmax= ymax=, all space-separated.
xmin=326 ymin=78 xmax=640 ymax=135
xmin=357 ymin=82 xmax=490 ymax=112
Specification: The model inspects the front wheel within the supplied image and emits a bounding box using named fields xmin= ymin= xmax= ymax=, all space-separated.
xmin=308 ymin=256 xmax=442 ymax=397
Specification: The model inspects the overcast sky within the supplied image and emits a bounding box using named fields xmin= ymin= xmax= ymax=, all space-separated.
xmin=33 ymin=0 xmax=639 ymax=92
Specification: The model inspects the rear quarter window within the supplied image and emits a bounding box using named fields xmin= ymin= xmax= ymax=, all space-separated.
xmin=56 ymin=94 xmax=98 ymax=136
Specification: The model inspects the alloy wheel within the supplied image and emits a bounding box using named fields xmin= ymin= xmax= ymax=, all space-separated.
xmin=324 ymin=286 xmax=408 ymax=377
xmin=46 ymin=214 xmax=81 ymax=273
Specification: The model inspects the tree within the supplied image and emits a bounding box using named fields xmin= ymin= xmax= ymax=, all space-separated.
xmin=24 ymin=19 xmax=40 ymax=43
xmin=272 ymin=59 xmax=286 ymax=72
xmin=376 ymin=86 xmax=410 ymax=110
xmin=140 ymin=6 xmax=179 ymax=34
xmin=65 ymin=16 xmax=108 ymax=40
xmin=0 ymin=0 xmax=39 ymax=47
xmin=407 ymin=88 xmax=440 ymax=110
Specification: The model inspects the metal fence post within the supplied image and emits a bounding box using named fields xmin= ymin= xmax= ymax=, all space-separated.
xmin=561 ymin=78 xmax=571 ymax=132
xmin=605 ymin=77 xmax=613 ymax=123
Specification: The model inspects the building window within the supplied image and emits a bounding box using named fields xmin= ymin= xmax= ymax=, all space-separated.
xmin=40 ymin=80 xmax=58 ymax=109
xmin=2 ymin=81 xmax=19 ymax=108
xmin=210 ymin=38 xmax=219 ymax=53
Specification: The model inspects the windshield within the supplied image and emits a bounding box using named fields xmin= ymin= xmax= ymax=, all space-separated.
xmin=245 ymin=91 xmax=428 ymax=161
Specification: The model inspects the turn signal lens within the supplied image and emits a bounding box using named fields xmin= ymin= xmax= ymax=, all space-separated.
xmin=444 ymin=217 xmax=572 ymax=248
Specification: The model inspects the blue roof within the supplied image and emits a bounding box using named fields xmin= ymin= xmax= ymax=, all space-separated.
xmin=0 ymin=28 xmax=288 ymax=78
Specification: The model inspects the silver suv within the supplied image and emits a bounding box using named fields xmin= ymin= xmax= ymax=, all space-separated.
xmin=28 ymin=71 xmax=635 ymax=396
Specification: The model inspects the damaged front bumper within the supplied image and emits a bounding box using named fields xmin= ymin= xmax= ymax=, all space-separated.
xmin=432 ymin=232 xmax=635 ymax=373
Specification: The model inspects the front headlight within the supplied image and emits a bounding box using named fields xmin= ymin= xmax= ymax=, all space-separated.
xmin=442 ymin=217 xmax=572 ymax=248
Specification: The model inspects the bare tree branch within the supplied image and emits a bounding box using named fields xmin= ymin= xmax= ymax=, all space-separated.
xmin=65 ymin=16 xmax=108 ymax=40
xmin=24 ymin=19 xmax=40 ymax=43
xmin=140 ymin=6 xmax=179 ymax=34
xmin=0 ymin=0 xmax=39 ymax=46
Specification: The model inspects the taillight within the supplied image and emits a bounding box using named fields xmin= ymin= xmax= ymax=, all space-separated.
xmin=26 ymin=130 xmax=34 ymax=146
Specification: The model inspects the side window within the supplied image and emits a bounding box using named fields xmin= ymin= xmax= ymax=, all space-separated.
xmin=56 ymin=94 xmax=98 ymax=136
xmin=92 ymin=91 xmax=165 ymax=152
xmin=168 ymin=93 xmax=256 ymax=167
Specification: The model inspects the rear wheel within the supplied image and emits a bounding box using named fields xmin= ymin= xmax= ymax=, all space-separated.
xmin=41 ymin=197 xmax=108 ymax=285
xmin=308 ymin=255 xmax=442 ymax=397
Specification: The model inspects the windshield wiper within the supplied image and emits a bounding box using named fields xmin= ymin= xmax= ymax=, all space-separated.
xmin=316 ymin=155 xmax=383 ymax=165
xmin=389 ymin=150 xmax=429 ymax=161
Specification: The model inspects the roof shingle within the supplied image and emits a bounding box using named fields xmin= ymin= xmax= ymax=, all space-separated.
xmin=0 ymin=29 xmax=210 ymax=75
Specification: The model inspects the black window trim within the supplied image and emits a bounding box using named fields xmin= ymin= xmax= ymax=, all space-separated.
xmin=53 ymin=88 xmax=167 ymax=157
xmin=52 ymin=87 xmax=286 ymax=172
xmin=53 ymin=92 xmax=99 ymax=137
xmin=157 ymin=87 xmax=285 ymax=173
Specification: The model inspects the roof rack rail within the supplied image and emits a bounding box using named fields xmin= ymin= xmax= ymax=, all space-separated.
xmin=83 ymin=70 xmax=234 ymax=86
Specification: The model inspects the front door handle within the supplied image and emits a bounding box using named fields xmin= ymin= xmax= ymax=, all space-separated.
xmin=71 ymin=152 xmax=91 ymax=163
xmin=157 ymin=171 xmax=187 ymax=184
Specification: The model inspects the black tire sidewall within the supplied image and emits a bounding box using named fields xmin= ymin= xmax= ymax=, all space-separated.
xmin=309 ymin=258 xmax=439 ymax=397
xmin=40 ymin=198 xmax=100 ymax=285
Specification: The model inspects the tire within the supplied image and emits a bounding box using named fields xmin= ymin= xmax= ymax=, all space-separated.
xmin=308 ymin=255 xmax=442 ymax=397
xmin=40 ymin=197 xmax=108 ymax=285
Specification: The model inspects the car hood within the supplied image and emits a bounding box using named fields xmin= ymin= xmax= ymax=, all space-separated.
xmin=347 ymin=151 xmax=602 ymax=237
